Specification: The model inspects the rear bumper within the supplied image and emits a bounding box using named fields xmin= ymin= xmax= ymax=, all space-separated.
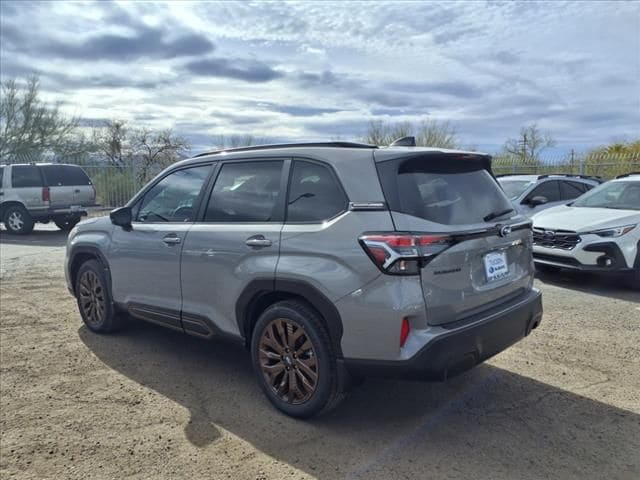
xmin=30 ymin=208 xmax=88 ymax=220
xmin=344 ymin=289 xmax=543 ymax=381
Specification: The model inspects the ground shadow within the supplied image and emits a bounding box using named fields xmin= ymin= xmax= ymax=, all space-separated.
xmin=536 ymin=269 xmax=639 ymax=303
xmin=79 ymin=321 xmax=640 ymax=479
xmin=0 ymin=226 xmax=68 ymax=247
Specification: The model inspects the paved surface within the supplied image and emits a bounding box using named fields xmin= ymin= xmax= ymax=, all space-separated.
xmin=1 ymin=225 xmax=639 ymax=479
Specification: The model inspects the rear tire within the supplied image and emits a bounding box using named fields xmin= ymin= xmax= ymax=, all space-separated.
xmin=3 ymin=205 xmax=34 ymax=235
xmin=250 ymin=300 xmax=346 ymax=418
xmin=55 ymin=215 xmax=81 ymax=231
xmin=75 ymin=259 xmax=123 ymax=333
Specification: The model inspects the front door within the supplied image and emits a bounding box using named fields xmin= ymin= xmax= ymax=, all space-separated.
xmin=109 ymin=164 xmax=212 ymax=329
xmin=180 ymin=159 xmax=286 ymax=338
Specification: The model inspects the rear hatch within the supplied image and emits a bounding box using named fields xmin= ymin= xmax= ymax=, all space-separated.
xmin=375 ymin=151 xmax=533 ymax=326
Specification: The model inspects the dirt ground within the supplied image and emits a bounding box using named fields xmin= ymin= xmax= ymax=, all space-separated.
xmin=1 ymin=225 xmax=639 ymax=480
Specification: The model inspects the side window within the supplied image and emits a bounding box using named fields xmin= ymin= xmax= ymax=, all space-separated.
xmin=286 ymin=161 xmax=347 ymax=222
xmin=137 ymin=165 xmax=211 ymax=222
xmin=11 ymin=166 xmax=43 ymax=188
xmin=527 ymin=181 xmax=560 ymax=203
xmin=560 ymin=181 xmax=587 ymax=200
xmin=43 ymin=166 xmax=92 ymax=186
xmin=204 ymin=161 xmax=283 ymax=222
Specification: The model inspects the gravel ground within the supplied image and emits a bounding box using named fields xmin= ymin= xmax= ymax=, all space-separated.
xmin=1 ymin=225 xmax=639 ymax=480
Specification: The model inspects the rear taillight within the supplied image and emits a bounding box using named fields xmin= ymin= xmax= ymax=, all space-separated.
xmin=42 ymin=186 xmax=50 ymax=202
xmin=400 ymin=318 xmax=410 ymax=347
xmin=358 ymin=232 xmax=452 ymax=275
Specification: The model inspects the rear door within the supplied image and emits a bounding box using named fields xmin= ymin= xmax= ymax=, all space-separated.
xmin=10 ymin=165 xmax=45 ymax=210
xmin=180 ymin=159 xmax=286 ymax=337
xmin=375 ymin=154 xmax=533 ymax=326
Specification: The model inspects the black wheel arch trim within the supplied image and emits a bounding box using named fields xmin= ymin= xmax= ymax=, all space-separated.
xmin=236 ymin=278 xmax=344 ymax=357
xmin=68 ymin=245 xmax=112 ymax=298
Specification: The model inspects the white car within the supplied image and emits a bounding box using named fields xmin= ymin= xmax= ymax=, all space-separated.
xmin=531 ymin=173 xmax=640 ymax=286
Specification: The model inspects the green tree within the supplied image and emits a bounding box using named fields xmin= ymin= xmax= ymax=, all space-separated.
xmin=0 ymin=76 xmax=88 ymax=161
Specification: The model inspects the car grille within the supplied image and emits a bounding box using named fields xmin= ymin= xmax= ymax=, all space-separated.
xmin=532 ymin=228 xmax=581 ymax=250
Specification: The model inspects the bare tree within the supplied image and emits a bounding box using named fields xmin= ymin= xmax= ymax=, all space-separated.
xmin=503 ymin=124 xmax=556 ymax=163
xmin=132 ymin=127 xmax=189 ymax=182
xmin=211 ymin=134 xmax=267 ymax=149
xmin=92 ymin=119 xmax=130 ymax=168
xmin=0 ymin=76 xmax=84 ymax=161
xmin=361 ymin=119 xmax=458 ymax=148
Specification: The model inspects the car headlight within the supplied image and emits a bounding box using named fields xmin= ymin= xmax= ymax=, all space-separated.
xmin=586 ymin=224 xmax=636 ymax=238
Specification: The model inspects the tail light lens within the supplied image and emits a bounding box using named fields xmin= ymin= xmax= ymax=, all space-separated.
xmin=400 ymin=317 xmax=410 ymax=347
xmin=359 ymin=232 xmax=452 ymax=275
xmin=42 ymin=186 xmax=50 ymax=202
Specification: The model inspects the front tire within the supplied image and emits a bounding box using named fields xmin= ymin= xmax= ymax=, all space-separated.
xmin=55 ymin=215 xmax=81 ymax=231
xmin=3 ymin=205 xmax=34 ymax=235
xmin=75 ymin=259 xmax=123 ymax=333
xmin=251 ymin=300 xmax=345 ymax=418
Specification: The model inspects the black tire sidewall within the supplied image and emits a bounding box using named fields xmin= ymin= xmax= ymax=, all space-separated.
xmin=3 ymin=205 xmax=34 ymax=235
xmin=75 ymin=259 xmax=115 ymax=333
xmin=251 ymin=302 xmax=335 ymax=418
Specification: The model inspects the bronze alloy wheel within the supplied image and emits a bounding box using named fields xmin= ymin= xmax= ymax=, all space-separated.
xmin=258 ymin=318 xmax=319 ymax=404
xmin=78 ymin=270 xmax=106 ymax=327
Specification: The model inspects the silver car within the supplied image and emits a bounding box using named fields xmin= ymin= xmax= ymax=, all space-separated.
xmin=0 ymin=163 xmax=96 ymax=234
xmin=65 ymin=141 xmax=543 ymax=418
xmin=497 ymin=174 xmax=601 ymax=217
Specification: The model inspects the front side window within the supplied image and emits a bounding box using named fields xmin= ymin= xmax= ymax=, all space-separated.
xmin=560 ymin=181 xmax=587 ymax=200
xmin=204 ymin=161 xmax=283 ymax=222
xmin=137 ymin=165 xmax=211 ymax=222
xmin=573 ymin=181 xmax=640 ymax=210
xmin=11 ymin=166 xmax=43 ymax=188
xmin=286 ymin=161 xmax=347 ymax=222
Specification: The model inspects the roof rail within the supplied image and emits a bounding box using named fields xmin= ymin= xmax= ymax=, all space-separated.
xmin=495 ymin=173 xmax=537 ymax=177
xmin=615 ymin=171 xmax=640 ymax=179
xmin=193 ymin=141 xmax=378 ymax=158
xmin=537 ymin=173 xmax=603 ymax=182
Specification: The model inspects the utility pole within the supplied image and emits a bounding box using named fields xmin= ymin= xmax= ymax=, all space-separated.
xmin=520 ymin=133 xmax=528 ymax=163
xmin=570 ymin=149 xmax=575 ymax=173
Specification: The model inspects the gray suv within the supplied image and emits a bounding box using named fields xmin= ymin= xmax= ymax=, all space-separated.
xmin=65 ymin=141 xmax=543 ymax=417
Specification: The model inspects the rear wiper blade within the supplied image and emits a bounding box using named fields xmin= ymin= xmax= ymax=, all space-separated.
xmin=483 ymin=208 xmax=514 ymax=222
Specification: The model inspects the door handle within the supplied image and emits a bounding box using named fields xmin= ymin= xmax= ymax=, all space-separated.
xmin=163 ymin=234 xmax=181 ymax=245
xmin=74 ymin=189 xmax=81 ymax=193
xmin=245 ymin=235 xmax=272 ymax=248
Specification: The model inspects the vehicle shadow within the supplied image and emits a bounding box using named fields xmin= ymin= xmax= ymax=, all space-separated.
xmin=79 ymin=321 xmax=640 ymax=480
xmin=0 ymin=226 xmax=68 ymax=247
xmin=536 ymin=269 xmax=639 ymax=303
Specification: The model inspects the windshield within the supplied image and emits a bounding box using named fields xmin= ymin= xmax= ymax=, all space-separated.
xmin=498 ymin=179 xmax=533 ymax=200
xmin=572 ymin=181 xmax=640 ymax=210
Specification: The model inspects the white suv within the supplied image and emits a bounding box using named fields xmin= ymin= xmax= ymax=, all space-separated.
xmin=531 ymin=173 xmax=640 ymax=286
xmin=0 ymin=163 xmax=96 ymax=234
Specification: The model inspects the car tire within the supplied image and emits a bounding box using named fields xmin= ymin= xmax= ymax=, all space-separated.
xmin=75 ymin=259 xmax=124 ymax=333
xmin=535 ymin=264 xmax=561 ymax=274
xmin=630 ymin=269 xmax=640 ymax=290
xmin=3 ymin=205 xmax=35 ymax=235
xmin=251 ymin=300 xmax=346 ymax=418
xmin=55 ymin=215 xmax=81 ymax=231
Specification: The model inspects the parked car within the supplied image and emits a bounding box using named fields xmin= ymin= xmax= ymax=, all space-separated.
xmin=532 ymin=172 xmax=640 ymax=286
xmin=65 ymin=141 xmax=543 ymax=418
xmin=0 ymin=163 xmax=96 ymax=234
xmin=497 ymin=174 xmax=601 ymax=216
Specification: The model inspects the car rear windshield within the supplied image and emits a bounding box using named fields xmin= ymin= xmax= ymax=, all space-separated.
xmin=376 ymin=155 xmax=513 ymax=225
xmin=41 ymin=165 xmax=92 ymax=186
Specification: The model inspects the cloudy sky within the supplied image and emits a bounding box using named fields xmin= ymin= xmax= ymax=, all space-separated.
xmin=1 ymin=0 xmax=638 ymax=154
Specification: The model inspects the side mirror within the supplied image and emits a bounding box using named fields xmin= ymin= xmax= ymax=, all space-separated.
xmin=528 ymin=196 xmax=548 ymax=207
xmin=110 ymin=206 xmax=132 ymax=230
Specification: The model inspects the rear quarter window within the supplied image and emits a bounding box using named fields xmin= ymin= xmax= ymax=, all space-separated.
xmin=376 ymin=155 xmax=512 ymax=225
xmin=42 ymin=165 xmax=92 ymax=186
xmin=11 ymin=165 xmax=43 ymax=188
